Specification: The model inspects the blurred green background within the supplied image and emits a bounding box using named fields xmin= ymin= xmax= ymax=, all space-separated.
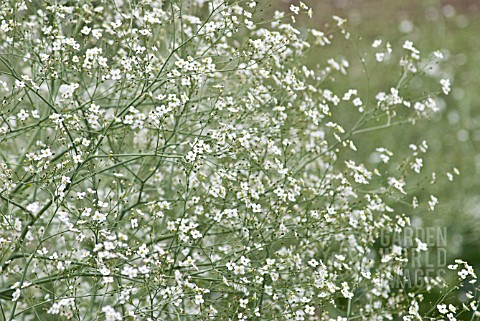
xmin=269 ymin=0 xmax=480 ymax=305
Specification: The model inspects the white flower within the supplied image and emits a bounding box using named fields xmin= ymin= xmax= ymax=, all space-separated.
xmin=428 ymin=195 xmax=439 ymax=211
xmin=59 ymin=83 xmax=79 ymax=98
xmin=12 ymin=288 xmax=21 ymax=302
xmin=305 ymin=305 xmax=315 ymax=315
xmin=73 ymin=153 xmax=83 ymax=164
xmin=388 ymin=177 xmax=407 ymax=194
xmin=411 ymin=158 xmax=423 ymax=173
xmin=308 ymin=259 xmax=319 ymax=268
xmin=17 ymin=109 xmax=29 ymax=121
xmin=372 ymin=39 xmax=382 ymax=48
xmin=137 ymin=244 xmax=149 ymax=258
xmin=341 ymin=282 xmax=354 ymax=299
xmin=433 ymin=50 xmax=444 ymax=59
xmin=81 ymin=26 xmax=91 ymax=35
xmin=186 ymin=151 xmax=196 ymax=162
xmin=251 ymin=203 xmax=262 ymax=213
xmin=239 ymin=298 xmax=248 ymax=308
xmin=121 ymin=266 xmax=138 ymax=278
xmin=92 ymin=29 xmax=103 ymax=39
xmin=194 ymin=294 xmax=204 ymax=305
xmin=135 ymin=265 xmax=148 ymax=275
xmin=415 ymin=238 xmax=428 ymax=252
xmin=26 ymin=202 xmax=40 ymax=213
xmin=15 ymin=79 xmax=25 ymax=88
xmin=111 ymin=69 xmax=122 ymax=80
xmin=92 ymin=211 xmax=106 ymax=222
xmin=102 ymin=306 xmax=122 ymax=321
xmin=290 ymin=5 xmax=300 ymax=14
xmin=99 ymin=266 xmax=110 ymax=276
xmin=40 ymin=148 xmax=53 ymax=158
xmin=403 ymin=40 xmax=419 ymax=55
xmin=458 ymin=269 xmax=468 ymax=279
xmin=440 ymin=78 xmax=451 ymax=95
xmin=131 ymin=218 xmax=138 ymax=229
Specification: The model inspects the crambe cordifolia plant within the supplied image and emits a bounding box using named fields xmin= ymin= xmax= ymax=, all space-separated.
xmin=0 ymin=1 xmax=478 ymax=320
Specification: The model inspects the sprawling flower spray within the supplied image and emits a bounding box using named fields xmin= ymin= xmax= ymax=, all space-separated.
xmin=0 ymin=1 xmax=477 ymax=320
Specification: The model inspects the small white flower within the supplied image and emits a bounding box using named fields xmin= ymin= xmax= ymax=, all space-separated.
xmin=239 ymin=298 xmax=248 ymax=308
xmin=102 ymin=306 xmax=122 ymax=321
xmin=17 ymin=109 xmax=29 ymax=121
xmin=137 ymin=244 xmax=149 ymax=258
xmin=99 ymin=266 xmax=110 ymax=276
xmin=433 ymin=50 xmax=444 ymax=59
xmin=440 ymin=78 xmax=451 ymax=95
xmin=26 ymin=202 xmax=40 ymax=213
xmin=428 ymin=195 xmax=439 ymax=211
xmin=92 ymin=29 xmax=103 ymax=39
xmin=11 ymin=288 xmax=21 ymax=302
xmin=111 ymin=69 xmax=122 ymax=80
xmin=92 ymin=211 xmax=106 ymax=222
xmin=341 ymin=282 xmax=354 ymax=299
xmin=290 ymin=5 xmax=300 ymax=14
xmin=305 ymin=305 xmax=315 ymax=315
xmin=73 ymin=153 xmax=83 ymax=164
xmin=194 ymin=294 xmax=204 ymax=305
xmin=15 ymin=79 xmax=25 ymax=88
xmin=372 ymin=39 xmax=382 ymax=48
xmin=121 ymin=266 xmax=138 ymax=278
xmin=308 ymin=259 xmax=319 ymax=268
xmin=81 ymin=26 xmax=91 ymax=35
xmin=415 ymin=238 xmax=428 ymax=252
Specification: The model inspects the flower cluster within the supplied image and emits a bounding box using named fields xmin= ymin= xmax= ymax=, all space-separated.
xmin=0 ymin=1 xmax=476 ymax=320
